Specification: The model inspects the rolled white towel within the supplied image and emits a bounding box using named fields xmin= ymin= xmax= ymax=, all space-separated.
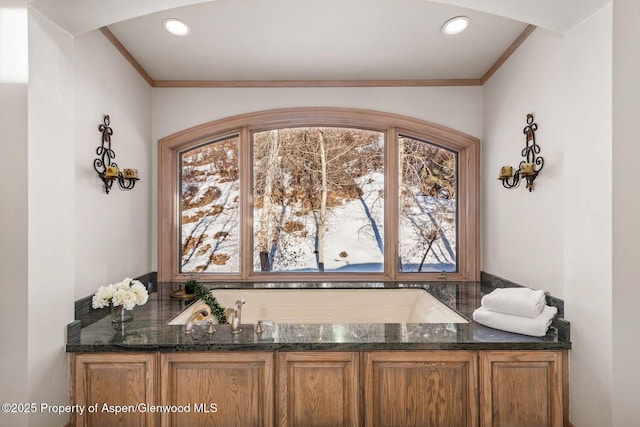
xmin=481 ymin=287 xmax=546 ymax=318
xmin=472 ymin=305 xmax=557 ymax=337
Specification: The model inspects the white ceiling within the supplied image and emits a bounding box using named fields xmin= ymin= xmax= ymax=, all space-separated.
xmin=28 ymin=0 xmax=610 ymax=82
xmin=106 ymin=0 xmax=527 ymax=81
xmin=429 ymin=0 xmax=610 ymax=34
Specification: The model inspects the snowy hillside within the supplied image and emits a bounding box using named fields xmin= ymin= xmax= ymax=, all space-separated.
xmin=179 ymin=128 xmax=456 ymax=274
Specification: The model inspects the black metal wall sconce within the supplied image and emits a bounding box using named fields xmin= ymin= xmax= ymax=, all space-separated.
xmin=498 ymin=113 xmax=544 ymax=192
xmin=93 ymin=115 xmax=139 ymax=194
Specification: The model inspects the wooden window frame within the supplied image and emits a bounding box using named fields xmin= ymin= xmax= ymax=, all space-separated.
xmin=158 ymin=107 xmax=479 ymax=282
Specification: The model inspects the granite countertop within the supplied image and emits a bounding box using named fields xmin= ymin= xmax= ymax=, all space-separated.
xmin=66 ymin=281 xmax=571 ymax=353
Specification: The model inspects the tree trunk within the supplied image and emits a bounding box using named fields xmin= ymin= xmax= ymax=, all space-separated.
xmin=257 ymin=130 xmax=279 ymax=271
xmin=417 ymin=237 xmax=437 ymax=272
xmin=317 ymin=130 xmax=328 ymax=272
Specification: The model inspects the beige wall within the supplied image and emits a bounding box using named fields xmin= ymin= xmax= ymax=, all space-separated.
xmin=612 ymin=0 xmax=640 ymax=425
xmin=0 ymin=5 xmax=75 ymax=426
xmin=0 ymin=8 xmax=153 ymax=426
xmin=482 ymin=27 xmax=566 ymax=298
xmin=25 ymin=7 xmax=75 ymax=427
xmin=0 ymin=2 xmax=29 ymax=427
xmin=74 ymin=29 xmax=152 ymax=299
xmin=564 ymin=5 xmax=614 ymax=426
xmin=483 ymin=4 xmax=616 ymax=426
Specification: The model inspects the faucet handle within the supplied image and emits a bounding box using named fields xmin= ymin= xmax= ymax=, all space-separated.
xmin=184 ymin=308 xmax=210 ymax=334
xmin=254 ymin=320 xmax=274 ymax=333
xmin=230 ymin=299 xmax=244 ymax=334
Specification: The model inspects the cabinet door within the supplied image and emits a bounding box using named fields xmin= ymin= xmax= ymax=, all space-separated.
xmin=364 ymin=350 xmax=478 ymax=427
xmin=71 ymin=353 xmax=157 ymax=427
xmin=480 ymin=350 xmax=567 ymax=427
xmin=160 ymin=352 xmax=273 ymax=427
xmin=277 ymin=351 xmax=360 ymax=427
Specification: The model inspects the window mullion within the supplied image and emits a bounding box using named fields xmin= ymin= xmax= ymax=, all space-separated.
xmin=386 ymin=127 xmax=398 ymax=280
xmin=240 ymin=126 xmax=252 ymax=280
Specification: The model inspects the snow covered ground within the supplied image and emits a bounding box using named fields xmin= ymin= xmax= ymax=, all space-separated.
xmin=181 ymin=167 xmax=456 ymax=274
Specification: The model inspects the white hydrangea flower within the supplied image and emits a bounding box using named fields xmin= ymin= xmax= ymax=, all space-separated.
xmin=92 ymin=285 xmax=115 ymax=309
xmin=92 ymin=278 xmax=149 ymax=311
xmin=130 ymin=281 xmax=149 ymax=305
xmin=116 ymin=279 xmax=133 ymax=290
xmin=112 ymin=288 xmax=137 ymax=310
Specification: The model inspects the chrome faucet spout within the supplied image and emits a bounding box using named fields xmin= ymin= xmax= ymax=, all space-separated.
xmin=184 ymin=309 xmax=209 ymax=334
xmin=230 ymin=299 xmax=245 ymax=334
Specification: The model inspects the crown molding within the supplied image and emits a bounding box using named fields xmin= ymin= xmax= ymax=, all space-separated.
xmin=99 ymin=27 xmax=154 ymax=86
xmin=153 ymin=78 xmax=483 ymax=88
xmin=481 ymin=24 xmax=537 ymax=84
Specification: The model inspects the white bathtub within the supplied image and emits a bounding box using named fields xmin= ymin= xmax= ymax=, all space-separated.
xmin=167 ymin=288 xmax=468 ymax=325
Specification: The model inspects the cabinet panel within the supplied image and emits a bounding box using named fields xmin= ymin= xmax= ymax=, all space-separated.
xmin=71 ymin=353 xmax=157 ymax=427
xmin=70 ymin=348 xmax=568 ymax=427
xmin=160 ymin=352 xmax=273 ymax=427
xmin=480 ymin=350 xmax=567 ymax=427
xmin=364 ymin=350 xmax=478 ymax=427
xmin=277 ymin=351 xmax=360 ymax=427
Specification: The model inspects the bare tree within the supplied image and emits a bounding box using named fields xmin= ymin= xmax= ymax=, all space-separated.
xmin=296 ymin=128 xmax=370 ymax=271
xmin=401 ymin=136 xmax=456 ymax=199
xmin=255 ymin=127 xmax=384 ymax=272
xmin=179 ymin=137 xmax=240 ymax=272
xmin=399 ymin=136 xmax=456 ymax=271
xmin=316 ymin=129 xmax=328 ymax=271
xmin=255 ymin=130 xmax=280 ymax=271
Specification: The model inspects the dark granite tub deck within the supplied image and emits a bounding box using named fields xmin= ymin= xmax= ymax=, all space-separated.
xmin=67 ymin=281 xmax=570 ymax=353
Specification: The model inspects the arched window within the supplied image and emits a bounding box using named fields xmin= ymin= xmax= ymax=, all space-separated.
xmin=158 ymin=108 xmax=479 ymax=282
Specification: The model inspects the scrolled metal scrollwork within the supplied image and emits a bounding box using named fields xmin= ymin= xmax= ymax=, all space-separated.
xmin=500 ymin=113 xmax=544 ymax=192
xmin=93 ymin=115 xmax=139 ymax=194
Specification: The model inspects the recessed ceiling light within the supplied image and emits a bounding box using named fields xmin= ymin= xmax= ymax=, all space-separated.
xmin=163 ymin=18 xmax=190 ymax=36
xmin=442 ymin=16 xmax=470 ymax=35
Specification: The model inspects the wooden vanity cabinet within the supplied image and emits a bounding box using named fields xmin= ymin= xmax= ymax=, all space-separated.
xmin=70 ymin=349 xmax=568 ymax=427
xmin=479 ymin=350 xmax=568 ymax=427
xmin=70 ymin=353 xmax=158 ymax=427
xmin=277 ymin=351 xmax=360 ymax=427
xmin=160 ymin=352 xmax=274 ymax=427
xmin=363 ymin=350 xmax=479 ymax=427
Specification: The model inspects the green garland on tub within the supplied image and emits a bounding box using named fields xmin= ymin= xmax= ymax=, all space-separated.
xmin=187 ymin=280 xmax=228 ymax=324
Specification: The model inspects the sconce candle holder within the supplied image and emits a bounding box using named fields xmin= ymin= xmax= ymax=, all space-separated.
xmin=498 ymin=113 xmax=544 ymax=192
xmin=93 ymin=115 xmax=139 ymax=194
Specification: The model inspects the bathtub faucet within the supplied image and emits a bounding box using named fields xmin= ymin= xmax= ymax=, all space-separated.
xmin=230 ymin=299 xmax=245 ymax=334
xmin=184 ymin=308 xmax=209 ymax=334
